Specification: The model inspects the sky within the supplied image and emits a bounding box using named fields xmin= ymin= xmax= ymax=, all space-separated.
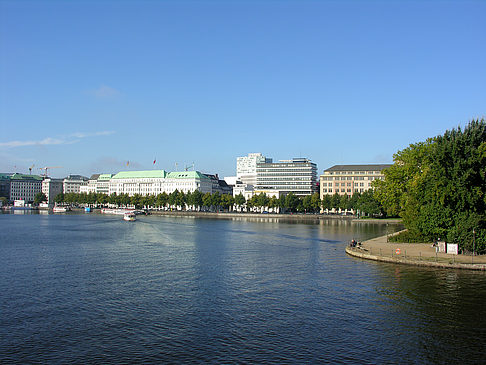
xmin=1 ymin=0 xmax=485 ymax=179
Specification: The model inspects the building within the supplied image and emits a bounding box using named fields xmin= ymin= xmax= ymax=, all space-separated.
xmin=206 ymin=174 xmax=233 ymax=195
xmin=63 ymin=175 xmax=89 ymax=194
xmin=0 ymin=173 xmax=11 ymax=199
xmin=164 ymin=171 xmax=212 ymax=194
xmin=96 ymin=174 xmax=113 ymax=194
xmin=255 ymin=158 xmax=318 ymax=196
xmin=236 ymin=153 xmax=272 ymax=186
xmin=79 ymin=174 xmax=99 ymax=194
xmin=9 ymin=173 xmax=43 ymax=203
xmin=109 ymin=170 xmax=168 ymax=196
xmin=233 ymin=183 xmax=254 ymax=200
xmin=108 ymin=170 xmax=212 ymax=196
xmin=320 ymin=164 xmax=392 ymax=198
xmin=42 ymin=178 xmax=64 ymax=205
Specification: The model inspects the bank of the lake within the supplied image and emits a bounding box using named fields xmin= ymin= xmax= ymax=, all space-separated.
xmin=346 ymin=233 xmax=486 ymax=270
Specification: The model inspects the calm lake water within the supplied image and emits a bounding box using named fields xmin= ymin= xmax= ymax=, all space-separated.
xmin=1 ymin=212 xmax=485 ymax=364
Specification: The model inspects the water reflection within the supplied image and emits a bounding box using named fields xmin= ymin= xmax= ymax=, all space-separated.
xmin=0 ymin=213 xmax=482 ymax=364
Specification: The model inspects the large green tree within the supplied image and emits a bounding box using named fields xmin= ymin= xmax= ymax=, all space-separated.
xmin=34 ymin=192 xmax=47 ymax=205
xmin=374 ymin=119 xmax=486 ymax=252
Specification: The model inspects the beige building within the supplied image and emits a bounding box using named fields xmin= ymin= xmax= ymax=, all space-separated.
xmin=42 ymin=178 xmax=64 ymax=205
xmin=320 ymin=164 xmax=392 ymax=198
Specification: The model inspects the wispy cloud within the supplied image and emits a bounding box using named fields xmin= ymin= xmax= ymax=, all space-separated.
xmin=0 ymin=131 xmax=115 ymax=149
xmin=92 ymin=85 xmax=120 ymax=98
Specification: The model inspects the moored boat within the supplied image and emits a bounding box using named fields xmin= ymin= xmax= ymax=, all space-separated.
xmin=123 ymin=212 xmax=136 ymax=221
xmin=101 ymin=208 xmax=133 ymax=215
xmin=53 ymin=206 xmax=70 ymax=213
xmin=53 ymin=206 xmax=71 ymax=212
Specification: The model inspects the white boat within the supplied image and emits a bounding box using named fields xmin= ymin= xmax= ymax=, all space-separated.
xmin=53 ymin=206 xmax=70 ymax=213
xmin=101 ymin=208 xmax=133 ymax=215
xmin=123 ymin=212 xmax=136 ymax=221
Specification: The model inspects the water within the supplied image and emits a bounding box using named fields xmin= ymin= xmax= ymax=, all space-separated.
xmin=1 ymin=212 xmax=485 ymax=364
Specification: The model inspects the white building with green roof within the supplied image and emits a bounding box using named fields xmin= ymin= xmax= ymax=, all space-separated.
xmin=165 ymin=171 xmax=212 ymax=194
xmin=9 ymin=173 xmax=43 ymax=203
xmin=108 ymin=170 xmax=212 ymax=196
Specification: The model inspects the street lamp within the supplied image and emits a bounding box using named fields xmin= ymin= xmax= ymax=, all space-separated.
xmin=473 ymin=228 xmax=476 ymax=259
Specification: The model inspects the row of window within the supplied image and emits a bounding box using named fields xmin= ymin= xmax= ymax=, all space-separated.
xmin=326 ymin=171 xmax=381 ymax=175
xmin=322 ymin=188 xmax=366 ymax=193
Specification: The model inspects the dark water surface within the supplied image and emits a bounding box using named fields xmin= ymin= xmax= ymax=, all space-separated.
xmin=1 ymin=213 xmax=485 ymax=364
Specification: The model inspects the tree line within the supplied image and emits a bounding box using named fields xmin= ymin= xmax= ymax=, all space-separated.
xmin=51 ymin=190 xmax=384 ymax=216
xmin=373 ymin=119 xmax=485 ymax=253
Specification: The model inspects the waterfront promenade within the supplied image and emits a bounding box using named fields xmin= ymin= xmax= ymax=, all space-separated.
xmin=346 ymin=233 xmax=486 ymax=270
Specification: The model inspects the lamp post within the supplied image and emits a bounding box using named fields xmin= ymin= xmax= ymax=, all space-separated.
xmin=473 ymin=228 xmax=475 ymax=264
xmin=386 ymin=223 xmax=389 ymax=243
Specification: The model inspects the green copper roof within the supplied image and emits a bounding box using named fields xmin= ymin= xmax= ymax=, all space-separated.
xmin=10 ymin=173 xmax=43 ymax=181
xmin=98 ymin=173 xmax=113 ymax=181
xmin=112 ymin=170 xmax=167 ymax=179
xmin=166 ymin=171 xmax=209 ymax=180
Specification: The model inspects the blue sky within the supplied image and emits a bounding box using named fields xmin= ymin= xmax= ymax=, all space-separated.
xmin=1 ymin=0 xmax=485 ymax=178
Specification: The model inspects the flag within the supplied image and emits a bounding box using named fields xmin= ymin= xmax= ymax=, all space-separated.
xmin=126 ymin=161 xmax=129 ymax=167
xmin=153 ymin=158 xmax=156 ymax=165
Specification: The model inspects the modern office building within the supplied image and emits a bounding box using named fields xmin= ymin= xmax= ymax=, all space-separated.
xmin=236 ymin=153 xmax=272 ymax=186
xmin=320 ymin=164 xmax=392 ymax=198
xmin=255 ymin=158 xmax=318 ymax=196
xmin=42 ymin=178 xmax=64 ymax=205
xmin=63 ymin=175 xmax=89 ymax=194
xmin=9 ymin=173 xmax=43 ymax=203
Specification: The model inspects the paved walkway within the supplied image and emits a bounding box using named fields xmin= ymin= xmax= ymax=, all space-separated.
xmin=346 ymin=233 xmax=486 ymax=270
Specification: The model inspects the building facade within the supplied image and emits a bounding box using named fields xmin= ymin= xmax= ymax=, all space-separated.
xmin=236 ymin=153 xmax=272 ymax=186
xmin=63 ymin=175 xmax=89 ymax=194
xmin=108 ymin=170 xmax=212 ymax=197
xmin=320 ymin=164 xmax=392 ymax=198
xmin=9 ymin=174 xmax=43 ymax=203
xmin=42 ymin=178 xmax=64 ymax=205
xmin=256 ymin=158 xmax=318 ymax=196
xmin=96 ymin=174 xmax=113 ymax=194
xmin=0 ymin=173 xmax=11 ymax=199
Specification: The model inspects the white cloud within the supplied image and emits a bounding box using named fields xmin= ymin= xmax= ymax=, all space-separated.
xmin=92 ymin=85 xmax=120 ymax=98
xmin=0 ymin=131 xmax=115 ymax=149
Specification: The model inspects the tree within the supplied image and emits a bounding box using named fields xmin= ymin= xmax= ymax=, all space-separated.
xmin=330 ymin=193 xmax=341 ymax=211
xmin=310 ymin=193 xmax=321 ymax=213
xmin=234 ymin=193 xmax=246 ymax=210
xmin=192 ymin=190 xmax=203 ymax=210
xmin=34 ymin=192 xmax=47 ymax=205
xmin=302 ymin=195 xmax=312 ymax=212
xmin=220 ymin=194 xmax=234 ymax=211
xmin=321 ymin=194 xmax=331 ymax=211
xmin=176 ymin=191 xmax=186 ymax=209
xmin=156 ymin=192 xmax=169 ymax=209
xmin=284 ymin=193 xmax=300 ymax=212
xmin=211 ymin=192 xmax=221 ymax=211
xmin=356 ymin=190 xmax=382 ymax=217
xmin=202 ymin=192 xmax=212 ymax=210
xmin=374 ymin=119 xmax=486 ymax=252
xmin=54 ymin=192 xmax=64 ymax=204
